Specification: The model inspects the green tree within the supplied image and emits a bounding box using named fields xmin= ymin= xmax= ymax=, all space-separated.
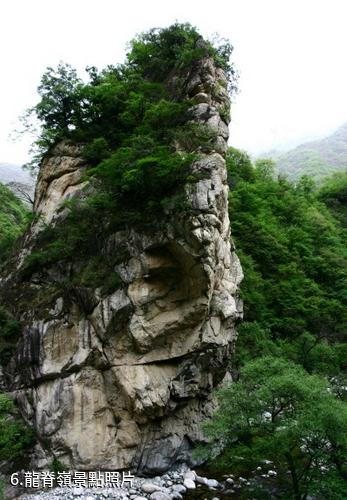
xmin=203 ymin=357 xmax=347 ymax=499
xmin=127 ymin=23 xmax=235 ymax=84
xmin=254 ymin=158 xmax=276 ymax=180
xmin=318 ymin=170 xmax=347 ymax=227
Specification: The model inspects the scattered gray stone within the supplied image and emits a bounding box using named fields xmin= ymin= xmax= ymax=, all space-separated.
xmin=183 ymin=478 xmax=195 ymax=490
xmin=72 ymin=487 xmax=84 ymax=495
xmin=150 ymin=492 xmax=172 ymax=500
xmin=17 ymin=465 xmax=232 ymax=500
xmin=141 ymin=482 xmax=162 ymax=494
xmin=183 ymin=470 xmax=196 ymax=481
xmin=205 ymin=478 xmax=220 ymax=489
xmin=195 ymin=474 xmax=208 ymax=485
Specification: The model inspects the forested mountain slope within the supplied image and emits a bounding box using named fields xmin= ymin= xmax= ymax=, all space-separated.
xmin=272 ymin=122 xmax=347 ymax=182
xmin=227 ymin=149 xmax=347 ymax=372
xmin=203 ymin=149 xmax=347 ymax=499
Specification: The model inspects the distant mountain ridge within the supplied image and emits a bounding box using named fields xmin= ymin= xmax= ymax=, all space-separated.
xmin=270 ymin=123 xmax=347 ymax=182
xmin=0 ymin=163 xmax=32 ymax=185
xmin=0 ymin=163 xmax=35 ymax=204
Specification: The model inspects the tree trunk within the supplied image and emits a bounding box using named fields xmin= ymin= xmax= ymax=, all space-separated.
xmin=285 ymin=453 xmax=302 ymax=500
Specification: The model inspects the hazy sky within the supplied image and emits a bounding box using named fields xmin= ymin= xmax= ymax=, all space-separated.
xmin=1 ymin=0 xmax=347 ymax=164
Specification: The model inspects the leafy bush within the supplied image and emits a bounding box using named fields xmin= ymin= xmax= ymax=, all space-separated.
xmin=76 ymin=255 xmax=122 ymax=296
xmin=0 ymin=394 xmax=34 ymax=461
xmin=90 ymin=144 xmax=195 ymax=207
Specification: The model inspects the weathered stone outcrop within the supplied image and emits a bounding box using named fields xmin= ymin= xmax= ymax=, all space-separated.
xmin=33 ymin=141 xmax=87 ymax=224
xmin=0 ymin=54 xmax=243 ymax=474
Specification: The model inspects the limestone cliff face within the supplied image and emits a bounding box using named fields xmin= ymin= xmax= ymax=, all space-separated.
xmin=1 ymin=56 xmax=243 ymax=474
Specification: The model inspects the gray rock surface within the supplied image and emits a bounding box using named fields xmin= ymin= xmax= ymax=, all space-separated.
xmin=0 ymin=52 xmax=243 ymax=475
xmin=183 ymin=478 xmax=196 ymax=490
xmin=141 ymin=483 xmax=162 ymax=494
xmin=150 ymin=493 xmax=172 ymax=500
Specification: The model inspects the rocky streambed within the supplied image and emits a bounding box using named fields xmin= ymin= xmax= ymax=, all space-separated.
xmin=10 ymin=466 xmax=243 ymax=499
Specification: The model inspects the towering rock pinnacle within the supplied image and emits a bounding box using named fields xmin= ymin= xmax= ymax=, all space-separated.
xmin=0 ymin=54 xmax=243 ymax=473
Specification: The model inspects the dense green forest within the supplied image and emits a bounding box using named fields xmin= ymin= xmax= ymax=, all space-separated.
xmin=203 ymin=149 xmax=347 ymax=499
xmin=227 ymin=150 xmax=347 ymax=373
xmin=0 ymin=23 xmax=346 ymax=500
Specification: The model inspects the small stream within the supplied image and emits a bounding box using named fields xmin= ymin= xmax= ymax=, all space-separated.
xmin=183 ymin=463 xmax=279 ymax=499
xmin=184 ymin=466 xmax=242 ymax=499
xmin=184 ymin=484 xmax=241 ymax=499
